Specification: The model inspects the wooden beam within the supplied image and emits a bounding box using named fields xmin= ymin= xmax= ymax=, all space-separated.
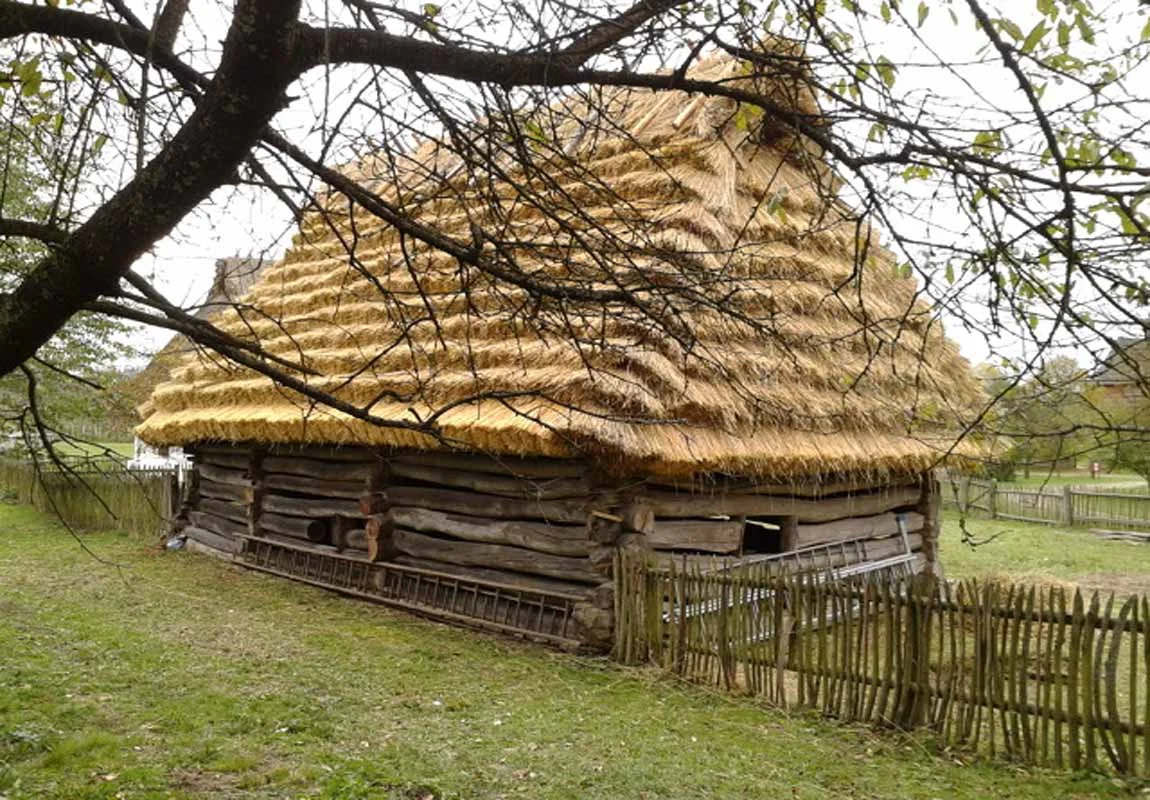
xmin=391 ymin=528 xmax=601 ymax=584
xmin=916 ymin=473 xmax=941 ymax=576
xmin=648 ymin=518 xmax=743 ymax=554
xmin=261 ymin=493 xmax=362 ymax=518
xmin=195 ymin=451 xmax=251 ymax=471
xmin=389 ymin=506 xmax=590 ymax=557
xmin=392 ymin=555 xmax=592 ymax=597
xmin=387 ymin=485 xmax=611 ymax=524
xmin=620 ymin=501 xmax=655 ymax=535
xmin=188 ymin=509 xmax=245 ymax=539
xmin=263 ymin=472 xmax=364 ymax=499
xmin=198 ymin=497 xmax=248 ymax=524
xmin=259 ymin=512 xmax=329 ymax=542
xmin=248 ymin=448 xmax=265 ymax=539
xmin=270 ymin=445 xmax=378 ymax=463
xmin=387 ymin=461 xmax=593 ymax=499
xmin=365 ymin=513 xmax=395 ymax=562
xmin=794 ymin=511 xmax=926 ymax=549
xmin=196 ymin=478 xmax=246 ymax=502
xmin=183 ymin=525 xmax=238 ymax=555
xmin=263 ymin=455 xmax=374 ymax=482
xmin=650 ymin=476 xmax=918 ymax=498
xmin=198 ymin=463 xmax=251 ymax=489
xmin=389 ymin=450 xmax=586 ymax=479
xmin=644 ymin=486 xmax=921 ymax=522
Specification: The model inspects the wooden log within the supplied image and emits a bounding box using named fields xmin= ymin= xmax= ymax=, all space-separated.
xmin=648 ymin=518 xmax=743 ymax=554
xmin=864 ymin=532 xmax=924 ymax=561
xmin=391 ymin=555 xmax=591 ymax=597
xmin=248 ymin=450 xmax=265 ymax=539
xmin=589 ymin=545 xmax=615 ymax=575
xmin=188 ymin=509 xmax=246 ymax=539
xmin=365 ymin=513 xmax=395 ymax=562
xmin=359 ymin=492 xmax=388 ymax=515
xmin=571 ymin=601 xmax=614 ymax=650
xmin=342 ymin=528 xmax=368 ymax=550
xmin=794 ymin=511 xmax=926 ymax=549
xmin=391 ymin=528 xmax=602 ymax=584
xmin=198 ymin=463 xmax=251 ymax=489
xmin=644 ymin=486 xmax=921 ymax=522
xmin=587 ymin=511 xmax=623 ymax=545
xmin=386 ymin=485 xmax=611 ymax=524
xmin=650 ymin=533 xmax=924 ymax=572
xmin=262 ymin=455 xmax=374 ymax=482
xmin=779 ymin=515 xmax=799 ymax=551
xmin=387 ymin=461 xmax=593 ymax=499
xmin=195 ymin=451 xmax=251 ymax=471
xmin=389 ymin=450 xmax=587 ymax=479
xmin=198 ymin=497 xmax=248 ymax=524
xmin=273 ymin=445 xmax=378 ymax=463
xmin=263 ymin=472 xmax=364 ymax=499
xmin=916 ymin=474 xmax=941 ymax=575
xmin=651 ymin=475 xmax=916 ymax=498
xmin=389 ymin=506 xmax=590 ymax=557
xmin=196 ymin=478 xmax=246 ymax=502
xmin=259 ymin=512 xmax=329 ymax=542
xmin=261 ymin=493 xmax=362 ymax=518
xmin=183 ymin=525 xmax=238 ymax=554
xmin=620 ymin=501 xmax=655 ymax=535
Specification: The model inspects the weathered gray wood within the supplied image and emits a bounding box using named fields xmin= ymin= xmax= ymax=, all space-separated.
xmin=648 ymin=518 xmax=743 ymax=553
xmin=342 ymin=528 xmax=368 ymax=550
xmin=259 ymin=512 xmax=329 ymax=542
xmin=644 ymin=486 xmax=921 ymax=522
xmin=779 ymin=515 xmax=798 ymax=551
xmin=183 ymin=525 xmax=239 ymax=554
xmin=188 ymin=509 xmax=245 ymax=539
xmin=392 ymin=555 xmax=591 ymax=597
xmin=916 ymin=475 xmax=941 ymax=575
xmin=389 ymin=506 xmax=590 ymax=557
xmin=275 ymin=445 xmax=378 ymax=463
xmin=391 ymin=528 xmax=601 ymax=583
xmin=196 ymin=451 xmax=252 ymax=471
xmin=198 ymin=497 xmax=248 ymax=524
xmin=263 ymin=472 xmax=364 ymax=499
xmin=651 ymin=533 xmax=923 ymax=571
xmin=571 ymin=601 xmax=614 ymax=650
xmin=652 ymin=476 xmax=914 ymax=498
xmin=620 ymin=501 xmax=655 ymax=535
xmin=388 ymin=461 xmax=594 ymax=499
xmin=198 ymin=463 xmax=251 ymax=488
xmin=261 ymin=493 xmax=362 ymax=518
xmin=795 ymin=511 xmax=926 ymax=548
xmin=587 ymin=512 xmax=623 ymax=545
xmin=263 ymin=455 xmax=374 ymax=482
xmin=196 ymin=477 xmax=246 ymax=502
xmin=389 ymin=450 xmax=587 ymax=479
xmin=386 ymin=485 xmax=612 ymax=524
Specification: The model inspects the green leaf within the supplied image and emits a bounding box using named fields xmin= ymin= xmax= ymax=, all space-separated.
xmin=917 ymin=2 xmax=928 ymax=27
xmin=1022 ymin=21 xmax=1047 ymax=54
xmin=875 ymin=56 xmax=897 ymax=88
xmin=880 ymin=1 xmax=891 ymax=23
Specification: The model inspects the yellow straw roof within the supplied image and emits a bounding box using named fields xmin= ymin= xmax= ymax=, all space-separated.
xmin=137 ymin=47 xmax=982 ymax=481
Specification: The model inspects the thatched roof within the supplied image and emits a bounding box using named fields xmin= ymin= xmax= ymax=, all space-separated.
xmin=137 ymin=47 xmax=982 ymax=481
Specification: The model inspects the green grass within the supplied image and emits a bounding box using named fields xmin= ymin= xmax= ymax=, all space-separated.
xmin=940 ymin=512 xmax=1150 ymax=594
xmin=52 ymin=440 xmax=135 ymax=459
xmin=0 ymin=504 xmax=1133 ymax=799
xmin=992 ymin=470 xmax=1146 ymax=490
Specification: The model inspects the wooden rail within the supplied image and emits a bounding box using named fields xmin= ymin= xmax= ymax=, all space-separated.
xmin=943 ymin=475 xmax=1150 ymax=532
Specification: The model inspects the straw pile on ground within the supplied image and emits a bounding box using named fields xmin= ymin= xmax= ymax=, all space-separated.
xmin=137 ymin=47 xmax=981 ymax=481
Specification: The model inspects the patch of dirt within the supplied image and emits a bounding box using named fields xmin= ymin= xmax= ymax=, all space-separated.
xmin=168 ymin=767 xmax=241 ymax=794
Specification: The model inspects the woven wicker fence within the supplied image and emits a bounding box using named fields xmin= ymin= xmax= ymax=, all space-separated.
xmin=615 ymin=554 xmax=1150 ymax=776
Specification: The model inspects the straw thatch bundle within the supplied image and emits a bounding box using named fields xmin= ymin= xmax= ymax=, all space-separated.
xmin=137 ymin=46 xmax=981 ymax=481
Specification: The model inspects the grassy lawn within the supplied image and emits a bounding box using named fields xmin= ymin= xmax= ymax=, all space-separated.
xmin=940 ymin=512 xmax=1150 ymax=595
xmin=52 ymin=441 xmax=135 ymax=459
xmin=991 ymin=470 xmax=1146 ymax=490
xmin=0 ymin=505 xmax=1133 ymax=799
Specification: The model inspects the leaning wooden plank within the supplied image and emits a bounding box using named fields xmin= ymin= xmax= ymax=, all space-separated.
xmin=261 ymin=493 xmax=362 ymax=518
xmin=198 ymin=463 xmax=251 ymax=488
xmin=390 ymin=506 xmax=591 ymax=557
xmin=387 ymin=485 xmax=611 ymax=524
xmin=188 ymin=509 xmax=246 ymax=539
xmin=392 ymin=555 xmax=591 ymax=597
xmin=389 ymin=449 xmax=587 ymax=479
xmin=795 ymin=511 xmax=926 ymax=548
xmin=391 ymin=528 xmax=601 ymax=583
xmin=183 ymin=525 xmax=239 ymax=554
xmin=645 ymin=486 xmax=921 ymax=522
xmin=388 ymin=461 xmax=593 ymax=499
xmin=259 ymin=512 xmax=328 ymax=542
xmin=262 ymin=455 xmax=374 ymax=482
xmin=263 ymin=472 xmax=364 ymax=499
xmin=197 ymin=497 xmax=248 ymax=524
xmin=648 ymin=518 xmax=743 ymax=554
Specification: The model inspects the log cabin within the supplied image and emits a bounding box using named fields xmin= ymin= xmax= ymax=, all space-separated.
xmin=136 ymin=47 xmax=982 ymax=650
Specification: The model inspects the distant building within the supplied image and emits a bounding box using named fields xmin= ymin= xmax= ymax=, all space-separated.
xmin=1091 ymin=333 xmax=1150 ymax=403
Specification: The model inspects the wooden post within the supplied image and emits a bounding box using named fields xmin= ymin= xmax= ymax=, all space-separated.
xmin=916 ymin=475 xmax=941 ymax=577
xmin=1062 ymin=485 xmax=1074 ymax=527
xmin=779 ymin=515 xmax=799 ymax=552
xmin=363 ymin=454 xmax=391 ymax=562
xmin=988 ymin=479 xmax=998 ymax=519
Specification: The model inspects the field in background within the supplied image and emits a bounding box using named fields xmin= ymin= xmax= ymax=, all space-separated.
xmin=940 ymin=512 xmax=1150 ymax=595
xmin=990 ymin=470 xmax=1145 ymax=489
xmin=0 ymin=504 xmax=1129 ymax=800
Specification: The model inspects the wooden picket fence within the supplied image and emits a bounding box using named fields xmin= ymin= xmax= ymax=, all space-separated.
xmin=614 ymin=554 xmax=1150 ymax=776
xmin=943 ymin=476 xmax=1150 ymax=532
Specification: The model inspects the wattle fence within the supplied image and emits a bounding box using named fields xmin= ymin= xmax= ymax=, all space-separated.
xmin=614 ymin=555 xmax=1150 ymax=776
xmin=0 ymin=457 xmax=187 ymax=540
xmin=942 ymin=475 xmax=1150 ymax=533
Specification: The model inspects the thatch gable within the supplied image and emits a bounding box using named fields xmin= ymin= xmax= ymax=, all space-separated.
xmin=137 ymin=49 xmax=981 ymax=481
